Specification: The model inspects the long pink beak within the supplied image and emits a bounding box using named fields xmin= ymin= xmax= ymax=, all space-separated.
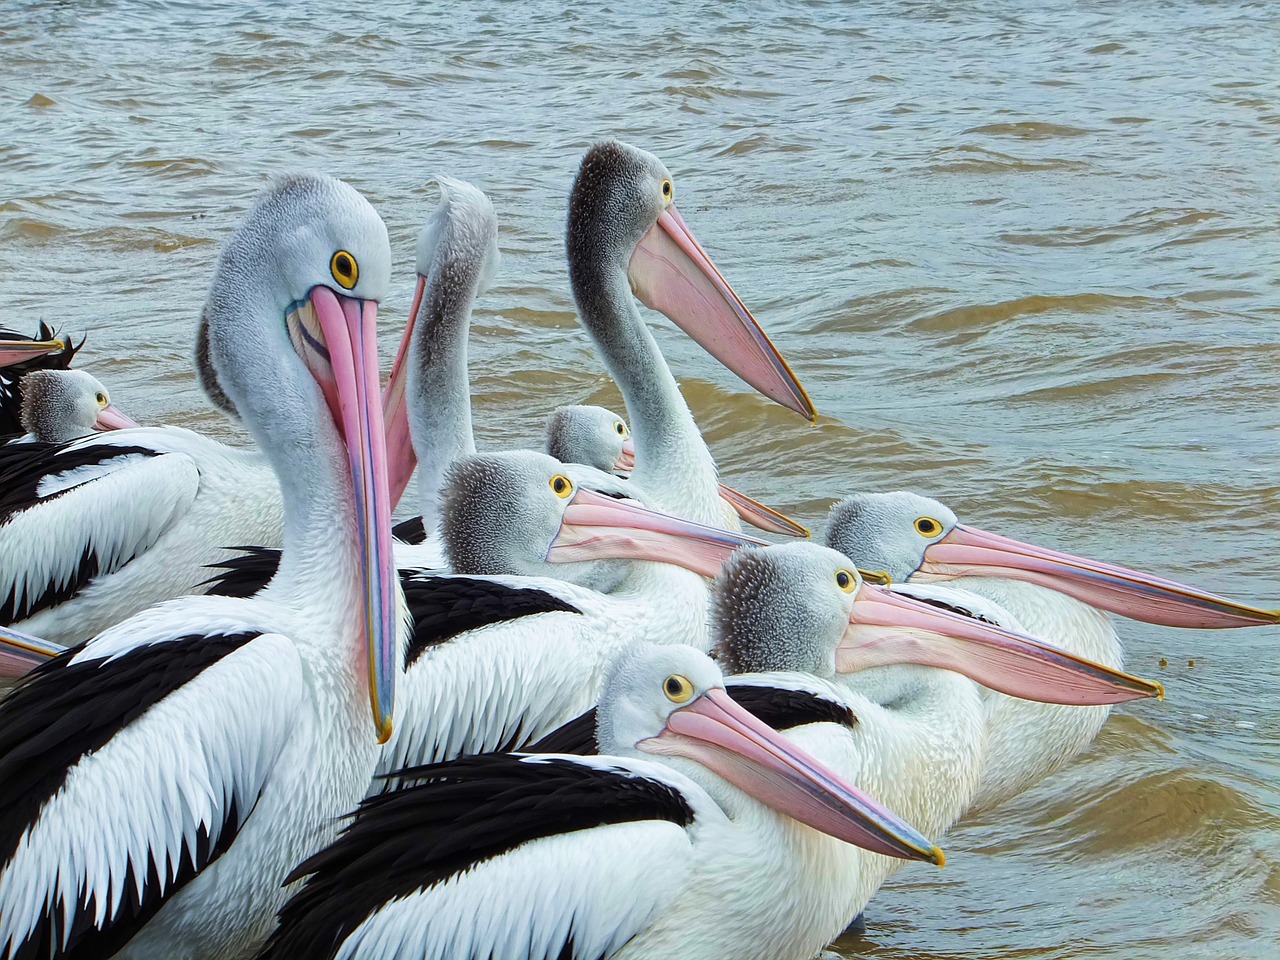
xmin=546 ymin=486 xmax=765 ymax=578
xmin=0 ymin=336 xmax=66 ymax=367
xmin=918 ymin=524 xmax=1278 ymax=629
xmin=381 ymin=273 xmax=427 ymax=510
xmin=92 ymin=404 xmax=141 ymax=432
xmin=294 ymin=287 xmax=399 ymax=742
xmin=0 ymin=625 xmax=65 ymax=679
xmin=627 ymin=204 xmax=816 ymax=420
xmin=613 ymin=438 xmax=636 ymax=474
xmin=644 ymin=688 xmax=943 ymax=864
xmin=718 ymin=483 xmax=810 ymax=538
xmin=839 ymin=584 xmax=1164 ymax=705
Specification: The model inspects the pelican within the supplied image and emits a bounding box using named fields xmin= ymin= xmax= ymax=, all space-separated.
xmin=0 ymin=173 xmax=401 ymax=959
xmin=545 ymin=404 xmax=810 ymax=537
xmin=258 ymin=642 xmax=943 ymax=960
xmin=0 ymin=322 xmax=77 ymax=434
xmin=536 ymin=542 xmax=1163 ymax=941
xmin=565 ymin=141 xmax=815 ymax=529
xmin=6 ymin=368 xmax=140 ymax=442
xmin=379 ymin=448 xmax=766 ymax=778
xmin=823 ymin=491 xmax=1275 ymax=810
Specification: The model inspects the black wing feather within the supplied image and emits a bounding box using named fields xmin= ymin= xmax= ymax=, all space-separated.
xmin=201 ymin=546 xmax=282 ymax=598
xmin=0 ymin=632 xmax=259 ymax=960
xmin=402 ymin=575 xmax=582 ymax=668
xmin=262 ymin=754 xmax=693 ymax=960
xmin=391 ymin=515 xmax=427 ymax=544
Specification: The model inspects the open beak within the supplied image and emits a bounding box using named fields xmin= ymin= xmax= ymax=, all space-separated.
xmin=918 ymin=524 xmax=1278 ymax=629
xmin=627 ymin=204 xmax=816 ymax=421
xmin=718 ymin=483 xmax=810 ymax=538
xmin=0 ymin=336 xmax=67 ymax=368
xmin=839 ymin=583 xmax=1164 ymax=705
xmin=546 ymin=486 xmax=765 ymax=578
xmin=92 ymin=404 xmax=141 ymax=432
xmin=613 ymin=438 xmax=636 ymax=474
xmin=288 ymin=286 xmax=398 ymax=742
xmin=380 ymin=274 xmax=426 ymax=511
xmin=0 ymin=624 xmax=65 ymax=679
xmin=643 ymin=687 xmax=943 ymax=864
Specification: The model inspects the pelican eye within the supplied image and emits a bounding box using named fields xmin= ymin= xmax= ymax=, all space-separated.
xmin=914 ymin=517 xmax=942 ymax=537
xmin=94 ymin=392 xmax=108 ymax=407
xmin=660 ymin=178 xmax=673 ymax=202
xmin=835 ymin=569 xmax=857 ymax=593
xmin=330 ymin=250 xmax=359 ymax=290
xmin=663 ymin=674 xmax=694 ymax=703
xmin=550 ymin=474 xmax=573 ymax=498
xmin=614 ymin=421 xmax=628 ymax=437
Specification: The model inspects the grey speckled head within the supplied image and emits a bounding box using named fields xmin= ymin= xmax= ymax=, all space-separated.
xmin=18 ymin=369 xmax=114 ymax=442
xmin=545 ymin=405 xmax=630 ymax=473
xmin=440 ymin=449 xmax=638 ymax=590
xmin=566 ymin=139 xmax=672 ymax=290
xmin=711 ymin=542 xmax=863 ymax=678
xmin=823 ymin=493 xmax=958 ymax=583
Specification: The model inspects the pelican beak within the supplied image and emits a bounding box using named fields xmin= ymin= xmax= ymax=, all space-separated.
xmin=381 ymin=273 xmax=427 ymax=511
xmin=839 ymin=583 xmax=1164 ymax=705
xmin=644 ymin=687 xmax=943 ymax=864
xmin=0 ymin=624 xmax=65 ymax=679
xmin=547 ymin=486 xmax=765 ymax=578
xmin=627 ymin=204 xmax=816 ymax=421
xmin=718 ymin=483 xmax=810 ymax=538
xmin=919 ymin=524 xmax=1279 ymax=629
xmin=0 ymin=336 xmax=67 ymax=367
xmin=613 ymin=438 xmax=636 ymax=474
xmin=288 ymin=286 xmax=398 ymax=742
xmin=92 ymin=404 xmax=142 ymax=432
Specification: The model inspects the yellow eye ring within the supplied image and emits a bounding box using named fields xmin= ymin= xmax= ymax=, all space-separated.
xmin=914 ymin=517 xmax=942 ymax=537
xmin=835 ymin=569 xmax=857 ymax=593
xmin=663 ymin=674 xmax=694 ymax=703
xmin=94 ymin=393 xmax=108 ymax=407
xmin=330 ymin=250 xmax=359 ymax=290
xmin=660 ymin=178 xmax=673 ymax=201
xmin=550 ymin=474 xmax=573 ymax=498
xmin=614 ymin=421 xmax=628 ymax=437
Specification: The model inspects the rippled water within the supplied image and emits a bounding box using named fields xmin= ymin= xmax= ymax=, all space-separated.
xmin=2 ymin=0 xmax=1277 ymax=956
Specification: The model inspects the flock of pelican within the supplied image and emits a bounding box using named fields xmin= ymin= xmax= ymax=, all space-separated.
xmin=0 ymin=141 xmax=1274 ymax=960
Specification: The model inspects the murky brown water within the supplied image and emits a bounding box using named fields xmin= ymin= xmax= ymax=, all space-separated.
xmin=2 ymin=1 xmax=1277 ymax=956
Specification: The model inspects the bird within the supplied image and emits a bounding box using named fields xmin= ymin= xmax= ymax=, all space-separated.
xmin=7 ymin=368 xmax=140 ymax=442
xmin=378 ymin=448 xmax=765 ymax=779
xmin=535 ymin=541 xmax=1163 ymax=942
xmin=0 ymin=172 xmax=403 ymax=960
xmin=822 ymin=491 xmax=1274 ymax=810
xmin=0 ymin=322 xmax=79 ymax=435
xmin=545 ymin=403 xmax=811 ymax=537
xmin=257 ymin=641 xmax=944 ymax=960
xmin=565 ymin=140 xmax=815 ymax=528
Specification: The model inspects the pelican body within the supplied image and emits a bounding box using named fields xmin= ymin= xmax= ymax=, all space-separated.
xmin=0 ymin=173 xmax=401 ymax=960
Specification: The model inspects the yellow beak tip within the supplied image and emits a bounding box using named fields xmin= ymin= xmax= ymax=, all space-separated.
xmin=932 ymin=846 xmax=947 ymax=869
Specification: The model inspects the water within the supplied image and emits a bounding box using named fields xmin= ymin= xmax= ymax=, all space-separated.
xmin=2 ymin=0 xmax=1277 ymax=955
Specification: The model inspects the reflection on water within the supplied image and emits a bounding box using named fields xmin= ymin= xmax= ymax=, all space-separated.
xmin=2 ymin=1 xmax=1277 ymax=956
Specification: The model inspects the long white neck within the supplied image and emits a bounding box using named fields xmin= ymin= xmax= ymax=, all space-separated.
xmin=407 ymin=270 xmax=478 ymax=537
xmin=576 ymin=267 xmax=723 ymax=526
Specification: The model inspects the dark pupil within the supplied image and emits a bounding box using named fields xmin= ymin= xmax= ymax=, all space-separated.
xmin=837 ymin=573 xmax=848 ymax=587
xmin=337 ymin=256 xmax=351 ymax=276
xmin=921 ymin=521 xmax=934 ymax=533
xmin=616 ymin=424 xmax=624 ymax=434
xmin=554 ymin=479 xmax=565 ymax=492
xmin=665 ymin=678 xmax=680 ymax=695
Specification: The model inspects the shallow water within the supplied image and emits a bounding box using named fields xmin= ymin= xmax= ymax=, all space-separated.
xmin=2 ymin=0 xmax=1277 ymax=956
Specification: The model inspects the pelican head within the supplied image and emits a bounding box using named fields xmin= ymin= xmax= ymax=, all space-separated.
xmin=566 ymin=140 xmax=815 ymax=420
xmin=440 ymin=450 xmax=763 ymax=589
xmin=825 ymin=492 xmax=1278 ymax=629
xmin=712 ymin=542 xmax=1163 ymax=705
xmin=597 ymin=642 xmax=943 ymax=864
xmin=204 ymin=172 xmax=397 ymax=740
xmin=18 ymin=369 xmax=140 ymax=442
xmin=384 ymin=176 xmax=501 ymax=505
xmin=545 ymin=405 xmax=634 ymax=474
